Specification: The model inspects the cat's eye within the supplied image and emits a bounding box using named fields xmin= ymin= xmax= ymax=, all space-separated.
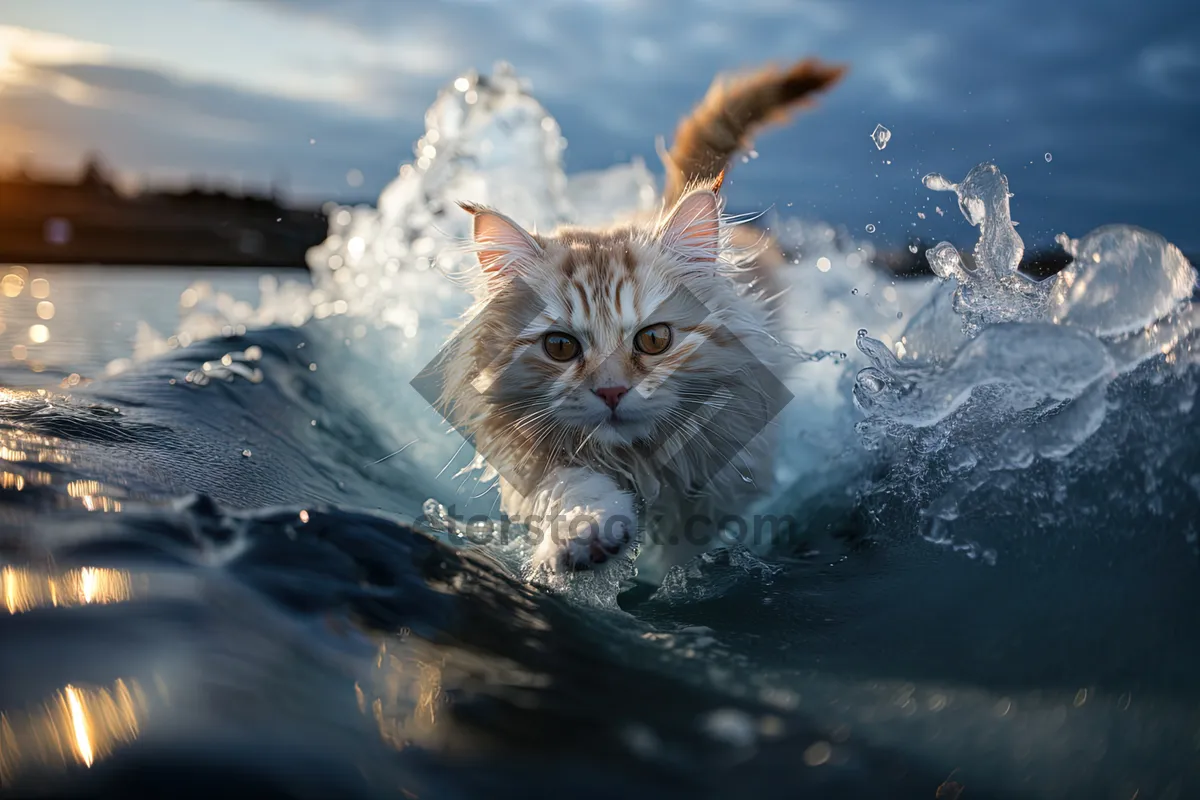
xmin=543 ymin=332 xmax=581 ymax=362
xmin=634 ymin=323 xmax=673 ymax=355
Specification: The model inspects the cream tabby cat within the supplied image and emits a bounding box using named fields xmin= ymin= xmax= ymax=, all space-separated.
xmin=440 ymin=58 xmax=844 ymax=580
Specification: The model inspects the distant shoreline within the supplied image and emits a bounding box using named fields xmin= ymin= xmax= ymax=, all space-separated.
xmin=0 ymin=261 xmax=314 ymax=271
xmin=1 ymin=157 xmax=329 ymax=271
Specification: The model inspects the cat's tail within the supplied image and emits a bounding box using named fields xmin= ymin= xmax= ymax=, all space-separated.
xmin=661 ymin=58 xmax=846 ymax=207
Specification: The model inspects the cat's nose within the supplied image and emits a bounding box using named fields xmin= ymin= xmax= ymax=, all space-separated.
xmin=594 ymin=386 xmax=628 ymax=410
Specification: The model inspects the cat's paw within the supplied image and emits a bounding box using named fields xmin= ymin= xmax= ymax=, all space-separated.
xmin=533 ymin=503 xmax=635 ymax=574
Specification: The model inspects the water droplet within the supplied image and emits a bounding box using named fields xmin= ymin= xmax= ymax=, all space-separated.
xmin=850 ymin=288 xmax=859 ymax=295
xmin=926 ymin=241 xmax=964 ymax=280
xmin=922 ymin=173 xmax=956 ymax=192
xmin=896 ymin=311 xmax=904 ymax=319
xmin=241 ymin=449 xmax=252 ymax=458
xmin=857 ymin=328 xmax=868 ymax=338
xmin=1044 ymin=152 xmax=1052 ymax=163
xmin=908 ymin=244 xmax=919 ymax=253
xmin=865 ymin=223 xmax=876 ymax=233
xmin=803 ymin=741 xmax=833 ymax=767
xmin=870 ymin=123 xmax=892 ymax=151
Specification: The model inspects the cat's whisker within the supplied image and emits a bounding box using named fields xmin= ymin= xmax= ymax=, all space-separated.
xmin=657 ymin=405 xmax=754 ymax=455
xmin=436 ymin=436 xmax=472 ymax=481
xmin=363 ymin=439 xmax=420 ymax=468
xmin=572 ymin=423 xmax=606 ymax=457
xmin=510 ymin=418 xmax=553 ymax=438
xmin=470 ymin=481 xmax=497 ymax=500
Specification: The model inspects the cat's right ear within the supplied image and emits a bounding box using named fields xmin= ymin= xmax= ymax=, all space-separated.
xmin=458 ymin=202 xmax=543 ymax=274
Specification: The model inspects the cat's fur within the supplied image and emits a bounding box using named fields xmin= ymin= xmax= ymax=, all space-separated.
xmin=440 ymin=58 xmax=844 ymax=580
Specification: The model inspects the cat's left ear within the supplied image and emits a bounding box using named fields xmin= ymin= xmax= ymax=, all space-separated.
xmin=657 ymin=179 xmax=722 ymax=262
xmin=459 ymin=202 xmax=543 ymax=274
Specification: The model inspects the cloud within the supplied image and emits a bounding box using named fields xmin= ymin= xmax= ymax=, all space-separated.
xmin=3 ymin=1 xmax=1198 ymax=251
xmin=0 ymin=24 xmax=110 ymax=69
xmin=1 ymin=54 xmax=424 ymax=202
xmin=1138 ymin=42 xmax=1200 ymax=101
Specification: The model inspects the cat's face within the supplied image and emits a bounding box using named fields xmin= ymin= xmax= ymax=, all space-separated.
xmin=462 ymin=190 xmax=742 ymax=450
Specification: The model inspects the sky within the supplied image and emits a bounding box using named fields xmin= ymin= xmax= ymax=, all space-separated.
xmin=0 ymin=0 xmax=1197 ymax=253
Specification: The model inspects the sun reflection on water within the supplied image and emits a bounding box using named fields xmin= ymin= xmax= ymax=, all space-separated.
xmin=1 ymin=565 xmax=140 ymax=615
xmin=0 ymin=678 xmax=148 ymax=783
xmin=0 ymin=444 xmax=27 ymax=461
xmin=0 ymin=425 xmax=77 ymax=467
xmin=0 ymin=566 xmax=150 ymax=781
xmin=67 ymin=479 xmax=124 ymax=512
xmin=356 ymin=638 xmax=551 ymax=754
xmin=0 ymin=399 xmax=130 ymax=510
xmin=357 ymin=641 xmax=445 ymax=752
xmin=64 ymin=685 xmax=94 ymax=766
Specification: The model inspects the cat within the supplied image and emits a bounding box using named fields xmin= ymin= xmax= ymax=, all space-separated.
xmin=439 ymin=58 xmax=845 ymax=581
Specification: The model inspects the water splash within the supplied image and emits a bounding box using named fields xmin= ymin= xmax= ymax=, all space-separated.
xmin=183 ymin=345 xmax=264 ymax=387
xmin=902 ymin=164 xmax=1197 ymax=368
xmin=918 ymin=165 xmax=1047 ymax=336
xmin=853 ymin=323 xmax=1114 ymax=430
xmin=857 ymin=161 xmax=1198 ymax=559
xmin=651 ymin=545 xmax=782 ymax=606
xmin=1049 ymin=226 xmax=1196 ymax=338
xmin=416 ymin=496 xmax=639 ymax=608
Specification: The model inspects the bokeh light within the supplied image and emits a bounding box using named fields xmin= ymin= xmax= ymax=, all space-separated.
xmin=1 ymin=274 xmax=24 ymax=297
